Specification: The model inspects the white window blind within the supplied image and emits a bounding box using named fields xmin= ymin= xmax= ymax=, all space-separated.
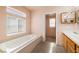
xmin=7 ymin=16 xmax=18 ymax=35
xmin=18 ymin=18 xmax=26 ymax=32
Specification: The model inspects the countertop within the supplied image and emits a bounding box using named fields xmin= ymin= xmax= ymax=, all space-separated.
xmin=63 ymin=31 xmax=79 ymax=46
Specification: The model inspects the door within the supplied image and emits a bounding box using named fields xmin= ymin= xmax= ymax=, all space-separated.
xmin=46 ymin=14 xmax=56 ymax=39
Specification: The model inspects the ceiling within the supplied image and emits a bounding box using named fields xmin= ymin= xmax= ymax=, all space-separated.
xmin=25 ymin=6 xmax=79 ymax=13
xmin=25 ymin=6 xmax=57 ymax=12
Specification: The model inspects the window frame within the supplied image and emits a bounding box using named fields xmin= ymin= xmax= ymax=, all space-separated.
xmin=6 ymin=7 xmax=26 ymax=36
xmin=6 ymin=15 xmax=26 ymax=36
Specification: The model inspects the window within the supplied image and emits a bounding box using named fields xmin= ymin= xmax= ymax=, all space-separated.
xmin=7 ymin=16 xmax=18 ymax=35
xmin=6 ymin=7 xmax=26 ymax=36
xmin=49 ymin=18 xmax=55 ymax=27
xmin=18 ymin=18 xmax=26 ymax=32
xmin=7 ymin=15 xmax=26 ymax=36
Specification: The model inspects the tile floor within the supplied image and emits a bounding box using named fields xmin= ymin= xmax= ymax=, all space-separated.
xmin=31 ymin=37 xmax=67 ymax=53
xmin=46 ymin=37 xmax=56 ymax=42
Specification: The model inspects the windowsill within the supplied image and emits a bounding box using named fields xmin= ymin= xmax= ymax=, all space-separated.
xmin=6 ymin=32 xmax=26 ymax=36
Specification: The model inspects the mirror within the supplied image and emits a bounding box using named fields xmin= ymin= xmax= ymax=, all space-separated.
xmin=61 ymin=11 xmax=76 ymax=24
xmin=76 ymin=10 xmax=79 ymax=23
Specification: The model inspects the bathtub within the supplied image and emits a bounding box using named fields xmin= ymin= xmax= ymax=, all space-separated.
xmin=0 ymin=34 xmax=42 ymax=53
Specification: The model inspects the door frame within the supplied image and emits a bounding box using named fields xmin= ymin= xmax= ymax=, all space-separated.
xmin=44 ymin=13 xmax=56 ymax=42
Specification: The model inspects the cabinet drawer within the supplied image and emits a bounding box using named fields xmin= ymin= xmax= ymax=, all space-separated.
xmin=76 ymin=45 xmax=79 ymax=53
xmin=67 ymin=39 xmax=75 ymax=49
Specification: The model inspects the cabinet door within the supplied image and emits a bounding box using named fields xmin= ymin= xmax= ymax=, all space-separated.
xmin=68 ymin=39 xmax=75 ymax=49
xmin=67 ymin=39 xmax=76 ymax=53
xmin=63 ymin=34 xmax=68 ymax=51
xmin=68 ymin=45 xmax=75 ymax=53
xmin=76 ymin=45 xmax=79 ymax=53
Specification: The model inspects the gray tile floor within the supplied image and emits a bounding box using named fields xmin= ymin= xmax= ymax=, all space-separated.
xmin=46 ymin=37 xmax=56 ymax=42
xmin=31 ymin=37 xmax=67 ymax=53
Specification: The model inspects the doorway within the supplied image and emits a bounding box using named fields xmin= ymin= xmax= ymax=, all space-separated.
xmin=45 ymin=14 xmax=56 ymax=42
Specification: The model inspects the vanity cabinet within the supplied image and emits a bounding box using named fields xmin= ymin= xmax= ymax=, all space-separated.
xmin=63 ymin=34 xmax=76 ymax=53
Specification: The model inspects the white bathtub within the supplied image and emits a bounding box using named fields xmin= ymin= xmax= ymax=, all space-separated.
xmin=0 ymin=34 xmax=42 ymax=53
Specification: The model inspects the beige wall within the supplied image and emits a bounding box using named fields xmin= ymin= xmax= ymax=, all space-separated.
xmin=31 ymin=6 xmax=79 ymax=46
xmin=0 ymin=6 xmax=31 ymax=43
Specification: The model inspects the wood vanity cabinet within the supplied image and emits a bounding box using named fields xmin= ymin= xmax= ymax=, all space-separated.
xmin=63 ymin=34 xmax=76 ymax=53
